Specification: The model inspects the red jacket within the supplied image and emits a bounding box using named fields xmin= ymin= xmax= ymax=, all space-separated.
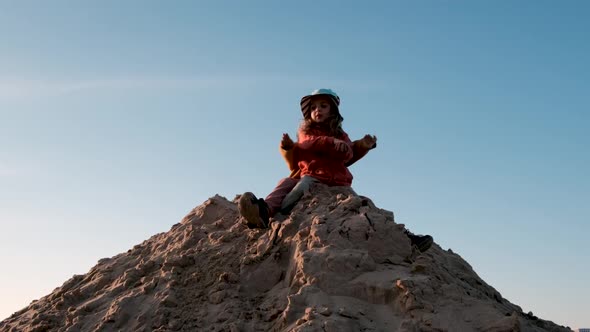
xmin=295 ymin=128 xmax=354 ymax=186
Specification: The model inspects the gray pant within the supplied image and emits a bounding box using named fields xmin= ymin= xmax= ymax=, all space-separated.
xmin=280 ymin=175 xmax=357 ymax=213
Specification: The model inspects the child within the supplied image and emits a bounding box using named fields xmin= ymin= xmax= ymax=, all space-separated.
xmin=239 ymin=88 xmax=432 ymax=252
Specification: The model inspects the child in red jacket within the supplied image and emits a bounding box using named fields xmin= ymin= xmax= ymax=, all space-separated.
xmin=239 ymin=88 xmax=361 ymax=226
xmin=239 ymin=89 xmax=432 ymax=251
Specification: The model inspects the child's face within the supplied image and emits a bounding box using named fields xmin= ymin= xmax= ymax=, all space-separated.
xmin=310 ymin=97 xmax=332 ymax=123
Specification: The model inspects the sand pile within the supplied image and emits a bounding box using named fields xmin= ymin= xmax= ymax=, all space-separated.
xmin=0 ymin=185 xmax=572 ymax=331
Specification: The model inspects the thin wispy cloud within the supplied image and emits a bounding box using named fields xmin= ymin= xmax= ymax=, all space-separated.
xmin=0 ymin=162 xmax=19 ymax=178
xmin=0 ymin=77 xmax=227 ymax=100
xmin=0 ymin=76 xmax=384 ymax=101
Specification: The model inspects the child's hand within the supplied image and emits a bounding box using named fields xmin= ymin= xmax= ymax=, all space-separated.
xmin=360 ymin=134 xmax=377 ymax=149
xmin=281 ymin=133 xmax=294 ymax=150
xmin=333 ymin=138 xmax=349 ymax=152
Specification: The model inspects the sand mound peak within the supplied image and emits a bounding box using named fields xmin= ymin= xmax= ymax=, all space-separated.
xmin=0 ymin=186 xmax=572 ymax=331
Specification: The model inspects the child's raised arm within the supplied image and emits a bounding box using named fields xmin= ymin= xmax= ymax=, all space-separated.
xmin=346 ymin=134 xmax=377 ymax=167
xmin=298 ymin=132 xmax=353 ymax=162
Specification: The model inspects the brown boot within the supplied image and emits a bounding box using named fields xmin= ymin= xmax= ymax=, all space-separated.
xmin=238 ymin=192 xmax=270 ymax=228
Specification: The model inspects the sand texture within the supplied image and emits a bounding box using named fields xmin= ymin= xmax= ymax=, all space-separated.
xmin=0 ymin=185 xmax=572 ymax=332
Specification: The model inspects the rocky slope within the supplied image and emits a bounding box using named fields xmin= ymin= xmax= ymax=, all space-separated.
xmin=0 ymin=185 xmax=573 ymax=331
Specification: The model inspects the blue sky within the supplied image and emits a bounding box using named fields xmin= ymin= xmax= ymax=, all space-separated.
xmin=1 ymin=1 xmax=588 ymax=328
